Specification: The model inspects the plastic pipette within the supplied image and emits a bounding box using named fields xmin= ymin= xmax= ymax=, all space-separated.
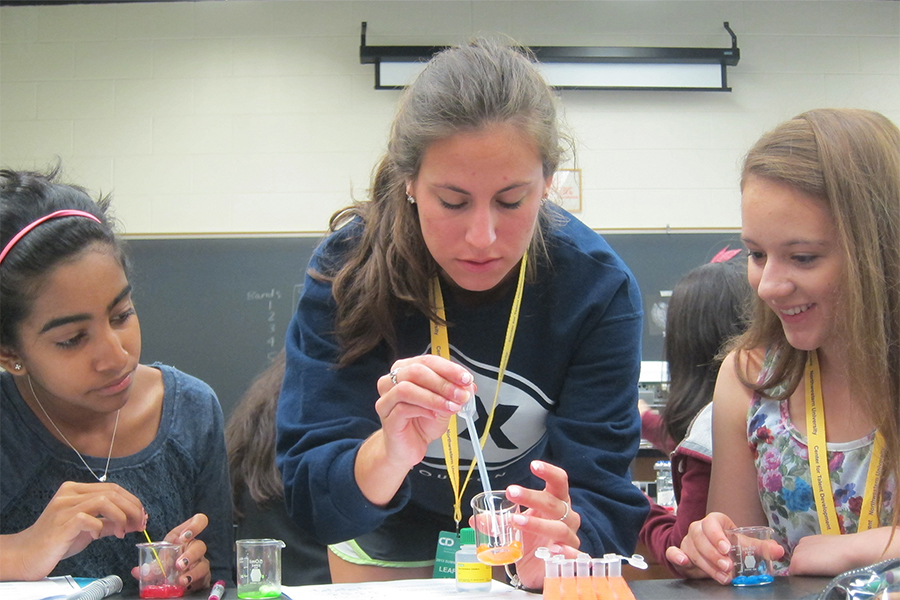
xmin=142 ymin=529 xmax=168 ymax=578
xmin=460 ymin=397 xmax=492 ymax=496
xmin=460 ymin=396 xmax=509 ymax=562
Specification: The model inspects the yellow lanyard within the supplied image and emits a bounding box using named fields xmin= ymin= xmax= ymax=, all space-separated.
xmin=804 ymin=350 xmax=885 ymax=534
xmin=431 ymin=254 xmax=528 ymax=527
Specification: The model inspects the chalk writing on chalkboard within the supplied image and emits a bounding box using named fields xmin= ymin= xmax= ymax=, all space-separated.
xmin=246 ymin=289 xmax=285 ymax=362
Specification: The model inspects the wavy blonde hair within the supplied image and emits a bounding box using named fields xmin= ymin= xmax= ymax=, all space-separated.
xmin=733 ymin=108 xmax=900 ymax=529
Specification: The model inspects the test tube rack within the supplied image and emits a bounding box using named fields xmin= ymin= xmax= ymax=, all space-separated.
xmin=535 ymin=547 xmax=648 ymax=600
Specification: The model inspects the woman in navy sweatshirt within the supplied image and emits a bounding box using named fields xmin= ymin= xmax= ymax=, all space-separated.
xmin=276 ymin=39 xmax=648 ymax=591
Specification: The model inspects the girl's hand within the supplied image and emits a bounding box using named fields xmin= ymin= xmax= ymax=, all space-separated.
xmin=789 ymin=527 xmax=898 ymax=576
xmin=665 ymin=512 xmax=735 ymax=582
xmin=502 ymin=461 xmax=582 ymax=590
xmin=0 ymin=481 xmax=146 ymax=581
xmin=130 ymin=513 xmax=211 ymax=593
xmin=665 ymin=512 xmax=784 ymax=584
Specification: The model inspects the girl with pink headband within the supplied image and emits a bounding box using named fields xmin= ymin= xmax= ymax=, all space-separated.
xmin=0 ymin=167 xmax=233 ymax=593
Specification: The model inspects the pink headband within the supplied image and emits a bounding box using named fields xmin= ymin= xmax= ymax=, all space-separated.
xmin=0 ymin=209 xmax=102 ymax=264
xmin=710 ymin=246 xmax=742 ymax=264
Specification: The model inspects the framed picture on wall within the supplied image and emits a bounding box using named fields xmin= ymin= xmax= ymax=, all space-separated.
xmin=553 ymin=168 xmax=582 ymax=213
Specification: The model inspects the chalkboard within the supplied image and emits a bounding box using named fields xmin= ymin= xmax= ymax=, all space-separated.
xmin=126 ymin=231 xmax=741 ymax=419
xmin=127 ymin=236 xmax=320 ymax=420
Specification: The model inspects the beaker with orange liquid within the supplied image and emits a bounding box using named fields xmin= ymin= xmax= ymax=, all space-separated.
xmin=470 ymin=491 xmax=523 ymax=566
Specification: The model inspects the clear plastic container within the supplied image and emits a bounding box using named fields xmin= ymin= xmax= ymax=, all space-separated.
xmin=654 ymin=460 xmax=676 ymax=508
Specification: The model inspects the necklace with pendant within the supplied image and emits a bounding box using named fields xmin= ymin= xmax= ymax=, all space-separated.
xmin=27 ymin=375 xmax=120 ymax=483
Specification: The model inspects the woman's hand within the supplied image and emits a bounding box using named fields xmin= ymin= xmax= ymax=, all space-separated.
xmin=502 ymin=461 xmax=582 ymax=590
xmin=0 ymin=481 xmax=146 ymax=581
xmin=131 ymin=513 xmax=211 ymax=593
xmin=665 ymin=512 xmax=784 ymax=584
xmin=375 ymin=355 xmax=474 ymax=467
xmin=355 ymin=355 xmax=473 ymax=506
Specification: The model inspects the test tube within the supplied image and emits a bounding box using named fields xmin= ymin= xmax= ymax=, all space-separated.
xmin=536 ymin=547 xmax=561 ymax=600
xmin=559 ymin=558 xmax=577 ymax=600
xmin=575 ymin=552 xmax=596 ymax=600
xmin=603 ymin=554 xmax=637 ymax=600
xmin=590 ymin=557 xmax=614 ymax=600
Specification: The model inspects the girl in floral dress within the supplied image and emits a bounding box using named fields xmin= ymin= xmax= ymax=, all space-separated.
xmin=666 ymin=108 xmax=900 ymax=582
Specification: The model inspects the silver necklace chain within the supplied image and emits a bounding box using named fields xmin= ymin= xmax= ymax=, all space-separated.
xmin=27 ymin=375 xmax=119 ymax=483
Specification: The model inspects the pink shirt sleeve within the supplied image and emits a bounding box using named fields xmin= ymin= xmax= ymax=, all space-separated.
xmin=641 ymin=410 xmax=676 ymax=454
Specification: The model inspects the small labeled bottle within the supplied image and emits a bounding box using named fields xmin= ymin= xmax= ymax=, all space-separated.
xmin=654 ymin=460 xmax=676 ymax=509
xmin=455 ymin=527 xmax=492 ymax=592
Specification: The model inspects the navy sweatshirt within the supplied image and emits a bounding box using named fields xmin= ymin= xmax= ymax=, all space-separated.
xmin=276 ymin=206 xmax=649 ymax=560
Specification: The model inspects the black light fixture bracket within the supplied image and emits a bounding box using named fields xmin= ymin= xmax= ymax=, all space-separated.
xmin=360 ymin=21 xmax=740 ymax=91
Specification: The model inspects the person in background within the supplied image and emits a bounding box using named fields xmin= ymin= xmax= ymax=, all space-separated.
xmin=668 ymin=108 xmax=900 ymax=581
xmin=225 ymin=349 xmax=331 ymax=586
xmin=638 ymin=252 xmax=751 ymax=574
xmin=276 ymin=39 xmax=648 ymax=590
xmin=0 ymin=167 xmax=233 ymax=591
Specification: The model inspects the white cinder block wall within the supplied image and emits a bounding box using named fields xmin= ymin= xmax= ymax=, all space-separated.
xmin=1 ymin=1 xmax=898 ymax=235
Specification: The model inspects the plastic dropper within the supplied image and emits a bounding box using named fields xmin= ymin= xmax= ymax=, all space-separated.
xmin=460 ymin=397 xmax=492 ymax=497
xmin=461 ymin=395 xmax=517 ymax=569
xmin=142 ymin=529 xmax=167 ymax=578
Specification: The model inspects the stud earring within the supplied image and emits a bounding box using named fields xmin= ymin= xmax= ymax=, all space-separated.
xmin=14 ymin=363 xmax=22 ymax=371
xmin=407 ymin=195 xmax=416 ymax=205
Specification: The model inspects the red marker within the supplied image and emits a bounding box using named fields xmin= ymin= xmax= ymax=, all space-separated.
xmin=208 ymin=580 xmax=226 ymax=600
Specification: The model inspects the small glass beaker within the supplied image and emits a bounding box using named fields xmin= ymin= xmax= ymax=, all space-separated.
xmin=726 ymin=526 xmax=775 ymax=586
xmin=236 ymin=538 xmax=286 ymax=599
xmin=136 ymin=541 xmax=184 ymax=598
xmin=470 ymin=491 xmax=522 ymax=566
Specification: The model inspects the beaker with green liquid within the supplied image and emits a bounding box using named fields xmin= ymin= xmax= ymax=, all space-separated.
xmin=236 ymin=538 xmax=285 ymax=599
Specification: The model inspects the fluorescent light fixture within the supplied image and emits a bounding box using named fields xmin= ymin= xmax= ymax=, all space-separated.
xmin=360 ymin=22 xmax=740 ymax=92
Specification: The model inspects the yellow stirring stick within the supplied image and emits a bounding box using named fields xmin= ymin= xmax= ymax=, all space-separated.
xmin=142 ymin=529 xmax=168 ymax=578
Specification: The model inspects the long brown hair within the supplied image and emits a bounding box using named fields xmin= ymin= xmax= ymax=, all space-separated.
xmin=732 ymin=108 xmax=900 ymax=526
xmin=315 ymin=39 xmax=571 ymax=367
xmin=661 ymin=257 xmax=751 ymax=444
xmin=225 ymin=350 xmax=286 ymax=518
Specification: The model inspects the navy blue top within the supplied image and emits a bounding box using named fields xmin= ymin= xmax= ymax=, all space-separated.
xmin=1 ymin=364 xmax=233 ymax=588
xmin=276 ymin=206 xmax=648 ymax=559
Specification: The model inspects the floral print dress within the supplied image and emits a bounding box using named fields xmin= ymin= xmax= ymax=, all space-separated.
xmin=748 ymin=355 xmax=893 ymax=573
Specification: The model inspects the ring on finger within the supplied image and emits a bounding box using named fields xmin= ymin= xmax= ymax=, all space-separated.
xmin=559 ymin=500 xmax=570 ymax=522
xmin=389 ymin=368 xmax=401 ymax=386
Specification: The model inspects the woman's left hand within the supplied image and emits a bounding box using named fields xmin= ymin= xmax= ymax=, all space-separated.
xmin=131 ymin=513 xmax=211 ymax=593
xmin=504 ymin=460 xmax=582 ymax=590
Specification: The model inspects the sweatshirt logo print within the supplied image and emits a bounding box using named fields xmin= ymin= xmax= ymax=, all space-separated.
xmin=460 ymin=394 xmax=518 ymax=450
xmin=420 ymin=345 xmax=552 ymax=471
